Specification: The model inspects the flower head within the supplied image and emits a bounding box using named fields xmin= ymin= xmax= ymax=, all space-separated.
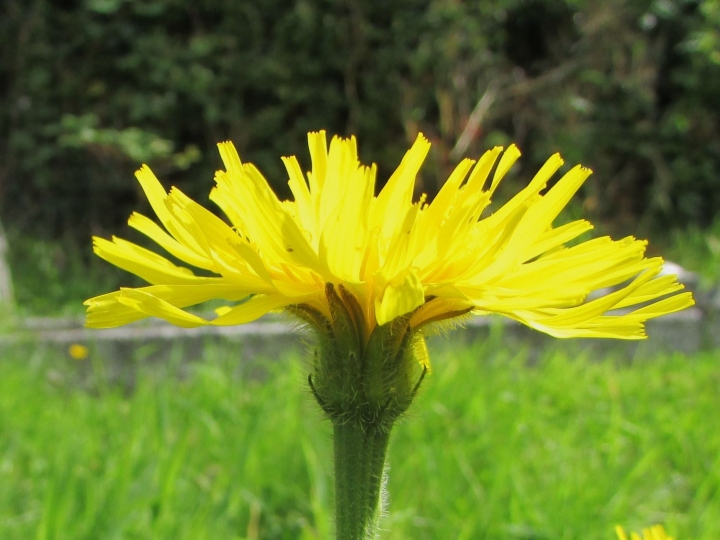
xmin=85 ymin=131 xmax=693 ymax=342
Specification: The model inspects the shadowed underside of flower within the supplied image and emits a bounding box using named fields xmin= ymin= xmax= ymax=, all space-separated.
xmin=85 ymin=131 xmax=693 ymax=341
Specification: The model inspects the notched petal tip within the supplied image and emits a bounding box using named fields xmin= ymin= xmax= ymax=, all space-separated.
xmin=135 ymin=163 xmax=151 ymax=176
xmin=415 ymin=131 xmax=430 ymax=145
xmin=217 ymin=140 xmax=243 ymax=173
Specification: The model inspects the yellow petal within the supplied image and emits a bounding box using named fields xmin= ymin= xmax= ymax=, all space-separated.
xmin=378 ymin=199 xmax=423 ymax=281
xmin=483 ymin=151 xmax=564 ymax=231
xmin=128 ymin=212 xmax=215 ymax=270
xmin=519 ymin=219 xmax=593 ymax=262
xmin=220 ymin=162 xmax=320 ymax=271
xmin=469 ymin=164 xmax=592 ymax=284
xmin=85 ymin=283 xmax=252 ymax=328
xmin=212 ymin=294 xmax=300 ymax=325
xmin=115 ymin=288 xmax=212 ymax=328
xmin=372 ymin=133 xmax=430 ymax=241
xmin=318 ymin=134 xmax=359 ymax=232
xmin=465 ymin=147 xmax=504 ymax=194
xmin=166 ymin=187 xmax=274 ymax=289
xmin=375 ymin=268 xmax=425 ymax=326
xmin=421 ymin=158 xmax=476 ymax=234
xmin=92 ymin=236 xmax=213 ymax=285
xmin=282 ymin=155 xmax=317 ymax=244
xmin=319 ymin=159 xmax=375 ymax=281
xmin=134 ymin=165 xmax=205 ymax=255
xmin=307 ymin=130 xmax=328 ymax=193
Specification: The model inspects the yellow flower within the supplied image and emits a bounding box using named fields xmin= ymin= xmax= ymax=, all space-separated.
xmin=68 ymin=343 xmax=89 ymax=360
xmin=85 ymin=131 xmax=693 ymax=341
xmin=616 ymin=524 xmax=675 ymax=540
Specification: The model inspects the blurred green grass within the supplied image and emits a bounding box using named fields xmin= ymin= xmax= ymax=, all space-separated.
xmin=0 ymin=337 xmax=718 ymax=539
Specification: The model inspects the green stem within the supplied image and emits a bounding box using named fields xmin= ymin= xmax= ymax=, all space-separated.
xmin=333 ymin=421 xmax=392 ymax=540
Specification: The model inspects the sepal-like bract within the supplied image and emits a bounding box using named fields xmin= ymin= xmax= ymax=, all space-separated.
xmin=304 ymin=285 xmax=426 ymax=431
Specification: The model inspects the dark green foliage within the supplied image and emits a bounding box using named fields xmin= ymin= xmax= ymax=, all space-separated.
xmin=1 ymin=0 xmax=719 ymax=246
xmin=5 ymin=234 xmax=141 ymax=316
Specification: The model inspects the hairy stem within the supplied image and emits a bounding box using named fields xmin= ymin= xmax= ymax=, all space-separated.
xmin=333 ymin=421 xmax=391 ymax=540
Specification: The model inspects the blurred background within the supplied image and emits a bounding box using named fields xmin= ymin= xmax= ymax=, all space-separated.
xmin=1 ymin=0 xmax=720 ymax=315
xmin=1 ymin=3 xmax=720 ymax=539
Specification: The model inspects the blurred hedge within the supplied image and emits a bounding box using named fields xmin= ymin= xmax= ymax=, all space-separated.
xmin=1 ymin=0 xmax=719 ymax=245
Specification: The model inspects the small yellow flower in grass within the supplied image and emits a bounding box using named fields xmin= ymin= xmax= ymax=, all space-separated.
xmin=85 ymin=131 xmax=692 ymax=341
xmin=616 ymin=524 xmax=675 ymax=540
xmin=68 ymin=343 xmax=89 ymax=360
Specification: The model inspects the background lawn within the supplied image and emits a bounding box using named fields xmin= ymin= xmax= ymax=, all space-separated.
xmin=0 ymin=333 xmax=718 ymax=540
